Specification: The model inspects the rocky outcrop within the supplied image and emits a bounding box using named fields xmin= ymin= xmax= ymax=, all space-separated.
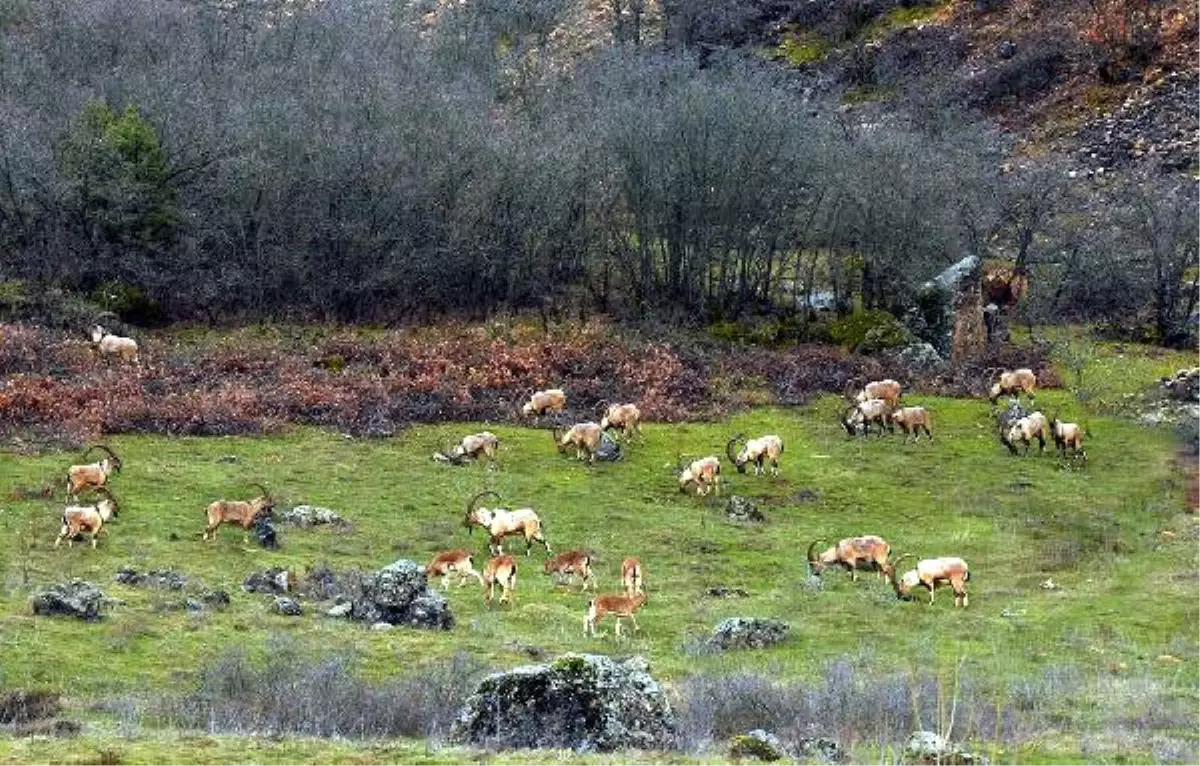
xmin=904 ymin=730 xmax=988 ymax=765
xmin=278 ymin=505 xmax=350 ymax=528
xmin=450 ymin=654 xmax=674 ymax=752
xmin=725 ymin=495 xmax=765 ymax=522
xmin=242 ymin=567 xmax=295 ymax=595
xmin=114 ymin=567 xmax=187 ymax=590
xmin=350 ymin=559 xmax=453 ymax=630
xmin=29 ymin=580 xmax=104 ymax=621
xmin=1073 ymin=70 xmax=1198 ymax=175
xmin=707 ymin=617 xmax=790 ymax=651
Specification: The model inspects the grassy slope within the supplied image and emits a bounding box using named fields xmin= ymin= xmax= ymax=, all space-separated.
xmin=0 ymin=339 xmax=1196 ymax=763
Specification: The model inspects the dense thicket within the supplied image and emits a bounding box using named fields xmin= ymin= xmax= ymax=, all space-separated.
xmin=0 ymin=0 xmax=1193 ymax=340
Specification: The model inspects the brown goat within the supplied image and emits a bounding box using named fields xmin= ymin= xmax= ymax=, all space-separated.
xmin=599 ymin=402 xmax=643 ymax=441
xmin=807 ymin=536 xmax=891 ymax=582
xmin=426 ymin=549 xmax=485 ymax=589
xmin=676 ymin=456 xmax=722 ymax=496
xmin=890 ymin=407 xmax=932 ymax=441
xmin=886 ymin=555 xmax=970 ymax=607
xmin=66 ymin=445 xmax=122 ymax=501
xmin=727 ymin=434 xmax=784 ymax=476
xmin=55 ymin=488 xmax=120 ymax=549
xmin=854 ymin=379 xmax=903 ymax=408
xmin=988 ymin=368 xmax=1037 ymax=404
xmin=1049 ymin=417 xmax=1086 ymax=459
xmin=435 ymin=432 xmax=499 ymax=465
xmin=621 ymin=557 xmax=644 ymax=597
xmin=522 ymin=388 xmax=567 ymax=417
xmin=544 ymin=550 xmax=596 ymax=591
xmin=841 ymin=398 xmax=893 ymax=437
xmin=463 ymin=491 xmax=551 ymax=556
xmin=483 ymin=554 xmax=518 ymax=606
xmin=553 ymin=422 xmax=605 ymax=462
xmin=1001 ymin=412 xmax=1049 ymax=455
xmin=203 ymin=483 xmax=274 ymax=542
xmin=584 ymin=592 xmax=648 ymax=637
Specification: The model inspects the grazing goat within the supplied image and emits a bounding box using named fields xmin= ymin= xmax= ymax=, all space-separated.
xmin=621 ymin=557 xmax=644 ymax=597
xmin=890 ymin=407 xmax=933 ymax=441
xmin=89 ymin=324 xmax=139 ymax=364
xmin=853 ymin=379 xmax=903 ymax=408
xmin=463 ymin=491 xmax=551 ymax=556
xmin=426 ymin=549 xmax=485 ymax=589
xmin=599 ymin=402 xmax=642 ymax=441
xmin=434 ymin=432 xmax=499 ymax=465
xmin=886 ymin=555 xmax=970 ymax=607
xmin=203 ymin=483 xmax=275 ymax=542
xmin=807 ymin=536 xmax=891 ymax=581
xmin=553 ymin=422 xmax=607 ymax=462
xmin=726 ymin=434 xmax=784 ymax=476
xmin=841 ymin=398 xmax=893 ymax=437
xmin=675 ymin=456 xmax=722 ymax=496
xmin=522 ymin=388 xmax=567 ymax=417
xmin=584 ymin=592 xmax=647 ymax=637
xmin=1049 ymin=416 xmax=1086 ymax=459
xmin=483 ymin=554 xmax=518 ymax=606
xmin=55 ymin=487 xmax=120 ymax=549
xmin=1001 ymin=411 xmax=1049 ymax=455
xmin=66 ymin=444 xmax=122 ymax=501
xmin=988 ymin=368 xmax=1037 ymax=404
xmin=544 ymin=550 xmax=596 ymax=591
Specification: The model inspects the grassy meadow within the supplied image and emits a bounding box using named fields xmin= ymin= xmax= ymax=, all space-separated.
xmin=0 ymin=331 xmax=1196 ymax=764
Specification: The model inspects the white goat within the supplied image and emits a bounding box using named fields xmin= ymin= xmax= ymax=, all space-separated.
xmin=676 ymin=456 xmax=721 ymax=496
xmin=599 ymin=402 xmax=642 ymax=441
xmin=1001 ymin=411 xmax=1049 ymax=455
xmin=886 ymin=555 xmax=970 ymax=607
xmin=522 ymin=388 xmax=567 ymax=417
xmin=89 ymin=324 xmax=139 ymax=364
xmin=841 ymin=398 xmax=893 ymax=437
xmin=463 ymin=491 xmax=551 ymax=556
xmin=55 ymin=488 xmax=120 ymax=549
xmin=726 ymin=433 xmax=784 ymax=476
xmin=988 ymin=368 xmax=1037 ymax=404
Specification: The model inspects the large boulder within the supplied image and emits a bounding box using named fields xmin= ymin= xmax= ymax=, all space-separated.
xmin=242 ymin=567 xmax=295 ymax=595
xmin=30 ymin=580 xmax=104 ymax=621
xmin=351 ymin=558 xmax=453 ymax=630
xmin=707 ymin=617 xmax=790 ymax=651
xmin=904 ymin=730 xmax=988 ymax=765
xmin=278 ymin=505 xmax=350 ymax=528
xmin=450 ymin=654 xmax=674 ymax=752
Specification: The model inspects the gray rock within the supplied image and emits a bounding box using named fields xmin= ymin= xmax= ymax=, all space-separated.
xmin=199 ymin=589 xmax=231 ymax=609
xmin=273 ymin=596 xmax=303 ymax=617
xmin=326 ymin=601 xmax=353 ymax=618
xmin=185 ymin=599 xmax=205 ymax=612
xmin=593 ymin=432 xmax=623 ymax=462
xmin=114 ymin=567 xmax=187 ymax=590
xmin=729 ymin=729 xmax=786 ymax=761
xmin=279 ymin=505 xmax=350 ymax=528
xmin=242 ymin=567 xmax=294 ymax=595
xmin=352 ymin=558 xmax=453 ymax=630
xmin=708 ymin=617 xmax=790 ymax=651
xmin=371 ymin=621 xmax=394 ymax=631
xmin=796 ymin=736 xmax=844 ymax=763
xmin=705 ymin=586 xmax=750 ymax=598
xmin=725 ymin=495 xmax=765 ymax=523
xmin=253 ymin=517 xmax=279 ymax=549
xmin=30 ymin=580 xmax=104 ymax=621
xmin=904 ymin=730 xmax=988 ymax=765
xmin=894 ymin=342 xmax=945 ymax=372
xmin=450 ymin=653 xmax=675 ymax=752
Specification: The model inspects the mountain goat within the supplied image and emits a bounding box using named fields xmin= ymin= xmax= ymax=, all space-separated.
xmin=726 ymin=434 xmax=784 ymax=476
xmin=66 ymin=445 xmax=122 ymax=501
xmin=988 ymin=368 xmax=1037 ymax=404
xmin=886 ymin=555 xmax=970 ymax=607
xmin=807 ymin=536 xmax=892 ymax=581
xmin=55 ymin=487 xmax=120 ymax=549
xmin=89 ymin=324 xmax=139 ymax=365
xmin=462 ymin=491 xmax=551 ymax=556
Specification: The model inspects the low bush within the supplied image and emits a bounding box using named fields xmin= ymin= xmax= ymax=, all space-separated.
xmin=829 ymin=310 xmax=911 ymax=352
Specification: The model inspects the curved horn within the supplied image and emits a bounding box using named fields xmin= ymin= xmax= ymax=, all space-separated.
xmin=248 ymin=483 xmax=271 ymax=500
xmin=85 ymin=444 xmax=119 ymax=461
xmin=726 ymin=435 xmax=743 ymax=464
xmin=595 ymin=399 xmax=611 ymax=414
xmin=466 ymin=490 xmax=501 ymax=517
xmin=807 ymin=538 xmax=828 ymax=563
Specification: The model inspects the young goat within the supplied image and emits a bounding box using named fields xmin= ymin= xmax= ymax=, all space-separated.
xmin=203 ymin=483 xmax=275 ymax=542
xmin=621 ymin=557 xmax=644 ymax=597
xmin=483 ymin=554 xmax=518 ymax=607
xmin=1001 ymin=411 xmax=1049 ymax=455
xmin=543 ymin=550 xmax=596 ymax=591
xmin=726 ymin=434 xmax=784 ymax=476
xmin=841 ymin=399 xmax=893 ymax=437
xmin=890 ymin=407 xmax=933 ymax=441
xmin=426 ymin=549 xmax=485 ymax=589
xmin=66 ymin=445 xmax=123 ymax=501
xmin=1049 ymin=416 xmax=1086 ymax=460
xmin=807 ymin=536 xmax=892 ymax=582
xmin=599 ymin=402 xmax=642 ymax=441
xmin=584 ymin=591 xmax=648 ymax=637
xmin=89 ymin=324 xmax=139 ymax=365
xmin=675 ymin=456 xmax=722 ymax=496
xmin=886 ymin=555 xmax=970 ymax=607
xmin=553 ymin=422 xmax=606 ymax=462
xmin=463 ymin=491 xmax=551 ymax=556
xmin=988 ymin=368 xmax=1037 ymax=404
xmin=522 ymin=388 xmax=567 ymax=417
xmin=55 ymin=487 xmax=120 ymax=549
xmin=434 ymin=432 xmax=499 ymax=465
xmin=853 ymin=379 xmax=903 ymax=408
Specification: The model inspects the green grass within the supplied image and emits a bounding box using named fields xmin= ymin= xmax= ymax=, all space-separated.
xmin=0 ymin=353 xmax=1196 ymax=762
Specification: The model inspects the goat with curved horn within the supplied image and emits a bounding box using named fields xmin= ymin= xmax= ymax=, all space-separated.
xmin=462 ymin=491 xmax=550 ymax=557
xmin=66 ymin=444 xmax=123 ymax=501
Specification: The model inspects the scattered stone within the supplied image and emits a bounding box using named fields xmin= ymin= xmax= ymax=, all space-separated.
xmin=279 ymin=505 xmax=351 ymax=528
xmin=705 ymin=586 xmax=750 ymax=598
xmin=273 ymin=596 xmax=303 ymax=617
xmin=725 ymin=495 xmax=765 ymax=522
xmin=904 ymin=730 xmax=988 ymax=765
xmin=184 ymin=599 xmax=205 ymax=612
xmin=707 ymin=617 xmax=790 ymax=651
xmin=242 ymin=567 xmax=294 ymax=595
xmin=450 ymin=653 xmax=675 ymax=752
xmin=1040 ymin=578 xmax=1058 ymax=590
xmin=216 ymin=454 xmax=239 ymax=464
xmin=791 ymin=488 xmax=821 ymax=504
xmin=253 ymin=517 xmax=279 ymax=549
xmin=326 ymin=601 xmax=353 ymax=618
xmin=729 ymin=729 xmax=786 ymax=761
xmin=30 ymin=580 xmax=104 ymax=621
xmin=199 ymin=589 xmax=231 ymax=609
xmin=795 ymin=736 xmax=844 ymax=763
xmin=351 ymin=559 xmax=454 ymax=630
xmin=113 ymin=567 xmax=187 ymax=590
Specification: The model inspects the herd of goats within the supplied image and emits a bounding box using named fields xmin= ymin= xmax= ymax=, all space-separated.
xmin=48 ymin=326 xmax=1103 ymax=636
